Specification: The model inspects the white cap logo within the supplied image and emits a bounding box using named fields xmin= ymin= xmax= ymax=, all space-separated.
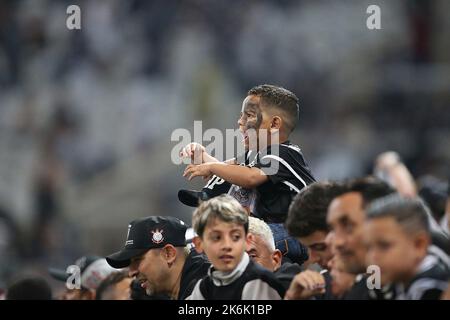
xmin=151 ymin=229 xmax=164 ymax=244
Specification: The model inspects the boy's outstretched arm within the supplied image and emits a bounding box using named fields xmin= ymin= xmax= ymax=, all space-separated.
xmin=183 ymin=162 xmax=268 ymax=189
xmin=180 ymin=142 xmax=237 ymax=165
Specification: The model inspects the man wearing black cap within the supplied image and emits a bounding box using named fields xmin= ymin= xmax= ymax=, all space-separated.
xmin=106 ymin=216 xmax=210 ymax=300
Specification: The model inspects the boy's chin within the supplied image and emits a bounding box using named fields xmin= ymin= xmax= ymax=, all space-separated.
xmin=214 ymin=262 xmax=238 ymax=273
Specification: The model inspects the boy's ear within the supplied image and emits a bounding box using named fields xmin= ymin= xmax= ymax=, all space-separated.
xmin=414 ymin=232 xmax=430 ymax=255
xmin=271 ymin=116 xmax=282 ymax=130
xmin=192 ymin=236 xmax=204 ymax=254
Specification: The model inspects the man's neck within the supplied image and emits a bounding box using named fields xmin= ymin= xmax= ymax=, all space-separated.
xmin=168 ymin=261 xmax=185 ymax=300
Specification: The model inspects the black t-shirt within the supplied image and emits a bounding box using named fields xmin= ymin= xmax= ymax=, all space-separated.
xmin=252 ymin=141 xmax=316 ymax=222
xmin=177 ymin=250 xmax=211 ymax=300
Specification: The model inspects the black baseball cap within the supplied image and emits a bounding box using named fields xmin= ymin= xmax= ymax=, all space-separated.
xmin=106 ymin=216 xmax=188 ymax=268
xmin=178 ymin=175 xmax=231 ymax=207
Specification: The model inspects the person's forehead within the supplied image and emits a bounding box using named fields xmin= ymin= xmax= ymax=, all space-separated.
xmin=299 ymin=230 xmax=327 ymax=244
xmin=327 ymin=192 xmax=363 ymax=223
xmin=206 ymin=218 xmax=245 ymax=233
xmin=248 ymin=233 xmax=271 ymax=250
xmin=241 ymin=95 xmax=261 ymax=111
xmin=366 ymin=216 xmax=402 ymax=237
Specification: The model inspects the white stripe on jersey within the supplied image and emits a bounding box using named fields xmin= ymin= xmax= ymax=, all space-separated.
xmin=260 ymin=154 xmax=307 ymax=188
xmin=284 ymin=144 xmax=302 ymax=154
xmin=282 ymin=180 xmax=301 ymax=193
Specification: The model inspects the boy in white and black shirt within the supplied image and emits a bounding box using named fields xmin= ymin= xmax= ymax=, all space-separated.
xmin=365 ymin=195 xmax=450 ymax=300
xmin=188 ymin=195 xmax=285 ymax=300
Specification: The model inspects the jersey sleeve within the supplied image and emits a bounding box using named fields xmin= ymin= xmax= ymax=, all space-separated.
xmin=254 ymin=145 xmax=310 ymax=192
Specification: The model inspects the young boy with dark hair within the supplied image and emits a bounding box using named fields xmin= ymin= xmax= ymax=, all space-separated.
xmin=365 ymin=194 xmax=450 ymax=300
xmin=188 ymin=194 xmax=285 ymax=300
xmin=182 ymin=84 xmax=316 ymax=265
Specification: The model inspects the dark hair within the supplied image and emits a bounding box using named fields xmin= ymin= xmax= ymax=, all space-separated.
xmin=286 ymin=182 xmax=347 ymax=237
xmin=247 ymin=84 xmax=299 ymax=133
xmin=6 ymin=277 xmax=52 ymax=300
xmin=367 ymin=194 xmax=430 ymax=235
xmin=95 ymin=271 xmax=128 ymax=300
xmin=417 ymin=175 xmax=448 ymax=222
xmin=346 ymin=176 xmax=396 ymax=208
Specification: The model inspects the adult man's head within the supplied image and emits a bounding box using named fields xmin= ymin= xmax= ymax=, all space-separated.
xmin=238 ymin=84 xmax=299 ymax=150
xmin=246 ymin=217 xmax=282 ymax=272
xmin=286 ymin=182 xmax=346 ymax=268
xmin=106 ymin=216 xmax=189 ymax=298
xmin=327 ymin=177 xmax=395 ymax=274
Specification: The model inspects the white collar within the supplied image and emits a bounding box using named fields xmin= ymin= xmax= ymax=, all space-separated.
xmin=209 ymin=252 xmax=250 ymax=286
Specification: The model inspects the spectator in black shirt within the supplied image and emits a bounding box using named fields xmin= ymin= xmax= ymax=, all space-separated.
xmin=365 ymin=195 xmax=450 ymax=300
xmin=105 ymin=216 xmax=210 ymax=300
xmin=188 ymin=195 xmax=285 ymax=299
xmin=183 ymin=84 xmax=315 ymax=265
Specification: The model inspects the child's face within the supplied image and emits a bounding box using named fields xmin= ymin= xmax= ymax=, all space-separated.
xmin=198 ymin=218 xmax=248 ymax=273
xmin=363 ymin=217 xmax=428 ymax=286
xmin=238 ymin=95 xmax=272 ymax=150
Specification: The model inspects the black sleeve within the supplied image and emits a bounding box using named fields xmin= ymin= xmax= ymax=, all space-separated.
xmin=254 ymin=145 xmax=309 ymax=190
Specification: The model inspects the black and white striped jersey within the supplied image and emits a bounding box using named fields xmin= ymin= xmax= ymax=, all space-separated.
xmin=252 ymin=141 xmax=316 ymax=222
xmin=395 ymin=254 xmax=450 ymax=300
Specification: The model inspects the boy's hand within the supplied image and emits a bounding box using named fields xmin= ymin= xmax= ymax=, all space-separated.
xmin=284 ymin=270 xmax=326 ymax=300
xmin=183 ymin=163 xmax=213 ymax=181
xmin=179 ymin=143 xmax=206 ymax=164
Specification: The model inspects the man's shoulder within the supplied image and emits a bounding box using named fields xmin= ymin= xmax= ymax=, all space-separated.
xmin=178 ymin=250 xmax=211 ymax=300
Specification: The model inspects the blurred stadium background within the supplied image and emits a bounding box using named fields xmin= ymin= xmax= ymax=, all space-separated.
xmin=0 ymin=0 xmax=449 ymax=290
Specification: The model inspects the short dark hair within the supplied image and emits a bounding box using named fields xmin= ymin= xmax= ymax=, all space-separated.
xmin=346 ymin=176 xmax=396 ymax=208
xmin=6 ymin=277 xmax=52 ymax=300
xmin=95 ymin=271 xmax=129 ymax=300
xmin=247 ymin=84 xmax=299 ymax=133
xmin=367 ymin=194 xmax=430 ymax=236
xmin=286 ymin=182 xmax=347 ymax=238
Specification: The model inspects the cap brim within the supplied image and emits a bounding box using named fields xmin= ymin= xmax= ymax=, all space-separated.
xmin=48 ymin=268 xmax=69 ymax=282
xmin=106 ymin=248 xmax=149 ymax=268
xmin=178 ymin=190 xmax=201 ymax=207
